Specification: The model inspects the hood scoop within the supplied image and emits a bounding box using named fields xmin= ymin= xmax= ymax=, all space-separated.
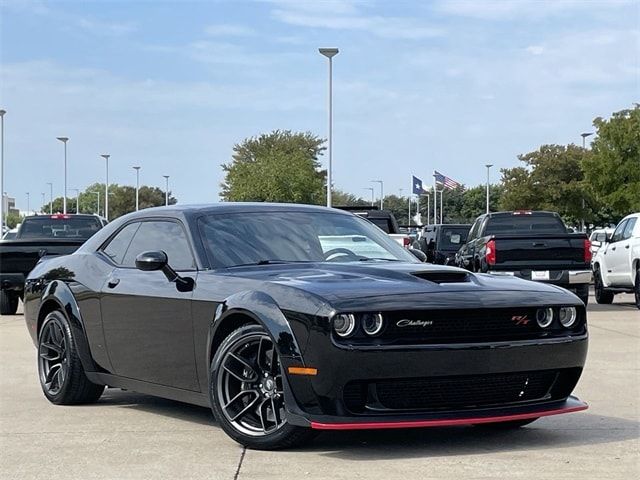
xmin=411 ymin=271 xmax=471 ymax=284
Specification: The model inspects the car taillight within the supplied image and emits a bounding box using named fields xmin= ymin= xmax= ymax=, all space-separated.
xmin=51 ymin=214 xmax=71 ymax=220
xmin=584 ymin=238 xmax=592 ymax=263
xmin=486 ymin=239 xmax=496 ymax=265
xmin=403 ymin=237 xmax=411 ymax=247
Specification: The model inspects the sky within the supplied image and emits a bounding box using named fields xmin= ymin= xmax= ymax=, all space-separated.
xmin=1 ymin=0 xmax=638 ymax=211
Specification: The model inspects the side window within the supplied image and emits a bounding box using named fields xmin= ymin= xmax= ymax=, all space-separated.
xmin=467 ymin=219 xmax=481 ymax=240
xmin=623 ymin=218 xmax=637 ymax=240
xmin=121 ymin=221 xmax=196 ymax=270
xmin=611 ymin=220 xmax=628 ymax=243
xmin=101 ymin=223 xmax=140 ymax=265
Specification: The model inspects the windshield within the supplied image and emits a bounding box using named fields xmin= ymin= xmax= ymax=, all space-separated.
xmin=439 ymin=227 xmax=470 ymax=249
xmin=198 ymin=211 xmax=417 ymax=268
xmin=18 ymin=216 xmax=102 ymax=239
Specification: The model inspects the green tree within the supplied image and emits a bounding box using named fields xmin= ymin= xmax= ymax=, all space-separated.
xmin=460 ymin=184 xmax=503 ymax=222
xmin=332 ymin=189 xmax=369 ymax=207
xmin=5 ymin=211 xmax=23 ymax=229
xmin=221 ymin=130 xmax=326 ymax=203
xmin=583 ymin=105 xmax=640 ymax=220
xmin=42 ymin=183 xmax=175 ymax=220
xmin=500 ymin=144 xmax=589 ymax=224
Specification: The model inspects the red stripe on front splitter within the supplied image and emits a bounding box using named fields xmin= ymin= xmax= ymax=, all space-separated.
xmin=310 ymin=403 xmax=588 ymax=430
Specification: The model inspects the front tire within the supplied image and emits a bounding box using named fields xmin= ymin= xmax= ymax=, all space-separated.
xmin=635 ymin=267 xmax=640 ymax=310
xmin=210 ymin=324 xmax=316 ymax=450
xmin=594 ymin=267 xmax=614 ymax=304
xmin=0 ymin=290 xmax=19 ymax=315
xmin=37 ymin=311 xmax=105 ymax=404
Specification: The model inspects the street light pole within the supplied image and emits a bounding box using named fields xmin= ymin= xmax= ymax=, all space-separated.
xmin=133 ymin=166 xmax=141 ymax=211
xmin=46 ymin=182 xmax=53 ymax=214
xmin=41 ymin=193 xmax=45 ymax=213
xmin=163 ymin=175 xmax=169 ymax=206
xmin=100 ymin=155 xmax=110 ymax=221
xmin=319 ymin=48 xmax=339 ymax=208
xmin=0 ymin=109 xmax=6 ymax=232
xmin=580 ymin=132 xmax=593 ymax=148
xmin=371 ymin=180 xmax=383 ymax=209
xmin=26 ymin=192 xmax=30 ymax=215
xmin=56 ymin=137 xmax=69 ymax=214
xmin=71 ymin=188 xmax=79 ymax=214
xmin=485 ymin=164 xmax=493 ymax=214
xmin=363 ymin=187 xmax=374 ymax=207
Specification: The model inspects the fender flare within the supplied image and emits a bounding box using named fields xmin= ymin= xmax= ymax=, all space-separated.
xmin=206 ymin=290 xmax=304 ymax=367
xmin=39 ymin=280 xmax=98 ymax=373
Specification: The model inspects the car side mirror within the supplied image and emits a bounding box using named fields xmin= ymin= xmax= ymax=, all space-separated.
xmin=135 ymin=250 xmax=195 ymax=292
xmin=605 ymin=232 xmax=613 ymax=242
xmin=409 ymin=248 xmax=428 ymax=262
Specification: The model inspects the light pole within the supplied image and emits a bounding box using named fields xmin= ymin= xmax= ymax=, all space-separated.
xmin=89 ymin=191 xmax=100 ymax=216
xmin=163 ymin=175 xmax=169 ymax=206
xmin=56 ymin=137 xmax=69 ymax=214
xmin=100 ymin=154 xmax=110 ymax=221
xmin=0 ymin=109 xmax=6 ymax=232
xmin=71 ymin=188 xmax=79 ymax=214
xmin=319 ymin=47 xmax=339 ymax=208
xmin=41 ymin=193 xmax=45 ymax=213
xmin=485 ymin=164 xmax=493 ymax=214
xmin=363 ymin=187 xmax=374 ymax=207
xmin=580 ymin=132 xmax=593 ymax=148
xmin=26 ymin=192 xmax=30 ymax=215
xmin=46 ymin=182 xmax=53 ymax=214
xmin=371 ymin=180 xmax=383 ymax=210
xmin=133 ymin=166 xmax=141 ymax=211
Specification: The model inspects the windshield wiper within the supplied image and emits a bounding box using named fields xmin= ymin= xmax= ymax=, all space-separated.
xmin=227 ymin=260 xmax=312 ymax=268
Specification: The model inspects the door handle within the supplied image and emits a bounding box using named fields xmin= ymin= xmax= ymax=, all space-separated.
xmin=611 ymin=246 xmax=616 ymax=251
xmin=625 ymin=245 xmax=630 ymax=249
xmin=107 ymin=277 xmax=120 ymax=288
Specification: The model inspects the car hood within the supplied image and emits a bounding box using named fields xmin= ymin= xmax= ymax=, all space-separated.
xmin=222 ymin=262 xmax=574 ymax=309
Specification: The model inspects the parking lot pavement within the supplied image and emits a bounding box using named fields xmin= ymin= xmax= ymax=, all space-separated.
xmin=1 ymin=295 xmax=638 ymax=480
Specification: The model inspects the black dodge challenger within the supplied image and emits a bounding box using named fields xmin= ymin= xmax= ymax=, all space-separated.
xmin=23 ymin=204 xmax=588 ymax=449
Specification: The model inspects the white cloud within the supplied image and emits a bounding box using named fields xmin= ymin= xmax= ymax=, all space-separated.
xmin=526 ymin=45 xmax=545 ymax=55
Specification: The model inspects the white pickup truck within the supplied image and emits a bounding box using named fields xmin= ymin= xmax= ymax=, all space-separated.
xmin=592 ymin=212 xmax=640 ymax=309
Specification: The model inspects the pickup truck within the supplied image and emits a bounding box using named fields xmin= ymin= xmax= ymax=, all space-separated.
xmin=334 ymin=207 xmax=411 ymax=247
xmin=413 ymin=223 xmax=471 ymax=265
xmin=455 ymin=211 xmax=592 ymax=305
xmin=592 ymin=212 xmax=640 ymax=308
xmin=0 ymin=214 xmax=105 ymax=314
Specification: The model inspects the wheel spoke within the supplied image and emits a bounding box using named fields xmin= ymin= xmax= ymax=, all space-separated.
xmin=268 ymin=346 xmax=279 ymax=375
xmin=229 ymin=393 xmax=261 ymax=422
xmin=224 ymin=353 xmax=257 ymax=382
xmin=270 ymin=397 xmax=282 ymax=426
xmin=257 ymin=399 xmax=271 ymax=433
xmin=45 ymin=363 xmax=61 ymax=386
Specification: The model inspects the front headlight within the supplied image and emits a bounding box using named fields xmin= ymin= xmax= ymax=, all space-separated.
xmin=362 ymin=313 xmax=384 ymax=336
xmin=536 ymin=307 xmax=554 ymax=328
xmin=333 ymin=314 xmax=356 ymax=337
xmin=558 ymin=306 xmax=577 ymax=328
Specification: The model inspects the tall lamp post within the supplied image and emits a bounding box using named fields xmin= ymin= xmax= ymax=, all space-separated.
xmin=71 ymin=188 xmax=79 ymax=214
xmin=56 ymin=137 xmax=69 ymax=214
xmin=0 ymin=109 xmax=6 ymax=232
xmin=580 ymin=132 xmax=593 ymax=148
xmin=485 ymin=164 xmax=493 ymax=214
xmin=163 ymin=175 xmax=170 ymax=206
xmin=371 ymin=180 xmax=383 ymax=210
xmin=100 ymin=154 xmax=110 ymax=221
xmin=363 ymin=187 xmax=374 ymax=207
xmin=26 ymin=192 xmax=30 ymax=215
xmin=41 ymin=193 xmax=45 ymax=213
xmin=133 ymin=166 xmax=141 ymax=211
xmin=319 ymin=47 xmax=339 ymax=208
xmin=46 ymin=182 xmax=53 ymax=214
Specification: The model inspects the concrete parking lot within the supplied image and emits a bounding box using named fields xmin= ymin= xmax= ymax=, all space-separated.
xmin=1 ymin=294 xmax=638 ymax=480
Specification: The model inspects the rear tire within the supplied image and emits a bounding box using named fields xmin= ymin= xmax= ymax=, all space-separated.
xmin=210 ymin=324 xmax=316 ymax=450
xmin=0 ymin=290 xmax=19 ymax=315
xmin=475 ymin=418 xmax=539 ymax=429
xmin=38 ymin=310 xmax=105 ymax=405
xmin=594 ymin=267 xmax=614 ymax=304
xmin=634 ymin=267 xmax=640 ymax=310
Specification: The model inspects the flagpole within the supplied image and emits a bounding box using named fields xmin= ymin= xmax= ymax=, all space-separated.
xmin=440 ymin=189 xmax=443 ymax=224
xmin=427 ymin=193 xmax=430 ymax=225
xmin=408 ymin=177 xmax=411 ymax=225
xmin=416 ymin=194 xmax=420 ymax=225
xmin=433 ymin=172 xmax=437 ymax=225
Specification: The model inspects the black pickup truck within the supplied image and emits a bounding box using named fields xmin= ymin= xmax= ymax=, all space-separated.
xmin=0 ymin=214 xmax=105 ymax=314
xmin=455 ymin=211 xmax=592 ymax=305
xmin=413 ymin=223 xmax=471 ymax=265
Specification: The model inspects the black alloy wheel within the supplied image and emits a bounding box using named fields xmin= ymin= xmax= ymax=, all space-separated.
xmin=210 ymin=324 xmax=316 ymax=450
xmin=594 ymin=267 xmax=614 ymax=304
xmin=37 ymin=311 xmax=104 ymax=404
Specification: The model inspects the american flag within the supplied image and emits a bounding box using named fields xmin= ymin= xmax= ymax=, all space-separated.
xmin=434 ymin=171 xmax=461 ymax=190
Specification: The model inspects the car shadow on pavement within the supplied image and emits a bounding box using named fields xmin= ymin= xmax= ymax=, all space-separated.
xmin=588 ymin=301 xmax=638 ymax=313
xmin=94 ymin=389 xmax=638 ymax=458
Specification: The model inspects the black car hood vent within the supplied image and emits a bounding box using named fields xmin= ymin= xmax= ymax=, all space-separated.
xmin=411 ymin=271 xmax=471 ymax=284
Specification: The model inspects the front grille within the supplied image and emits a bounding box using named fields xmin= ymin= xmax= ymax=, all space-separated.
xmin=342 ymin=308 xmax=585 ymax=345
xmin=343 ymin=368 xmax=581 ymax=413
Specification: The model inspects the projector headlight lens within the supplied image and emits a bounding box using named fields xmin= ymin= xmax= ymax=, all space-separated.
xmin=536 ymin=307 xmax=554 ymax=328
xmin=333 ymin=314 xmax=356 ymax=337
xmin=362 ymin=313 xmax=384 ymax=336
xmin=558 ymin=306 xmax=577 ymax=328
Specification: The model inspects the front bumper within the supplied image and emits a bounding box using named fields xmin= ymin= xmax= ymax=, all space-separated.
xmin=306 ymin=396 xmax=587 ymax=430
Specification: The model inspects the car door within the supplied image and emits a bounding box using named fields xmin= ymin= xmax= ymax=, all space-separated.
xmin=611 ymin=218 xmax=637 ymax=286
xmin=99 ymin=219 xmax=200 ymax=391
xmin=458 ymin=217 xmax=481 ymax=270
xmin=602 ymin=219 xmax=628 ymax=286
